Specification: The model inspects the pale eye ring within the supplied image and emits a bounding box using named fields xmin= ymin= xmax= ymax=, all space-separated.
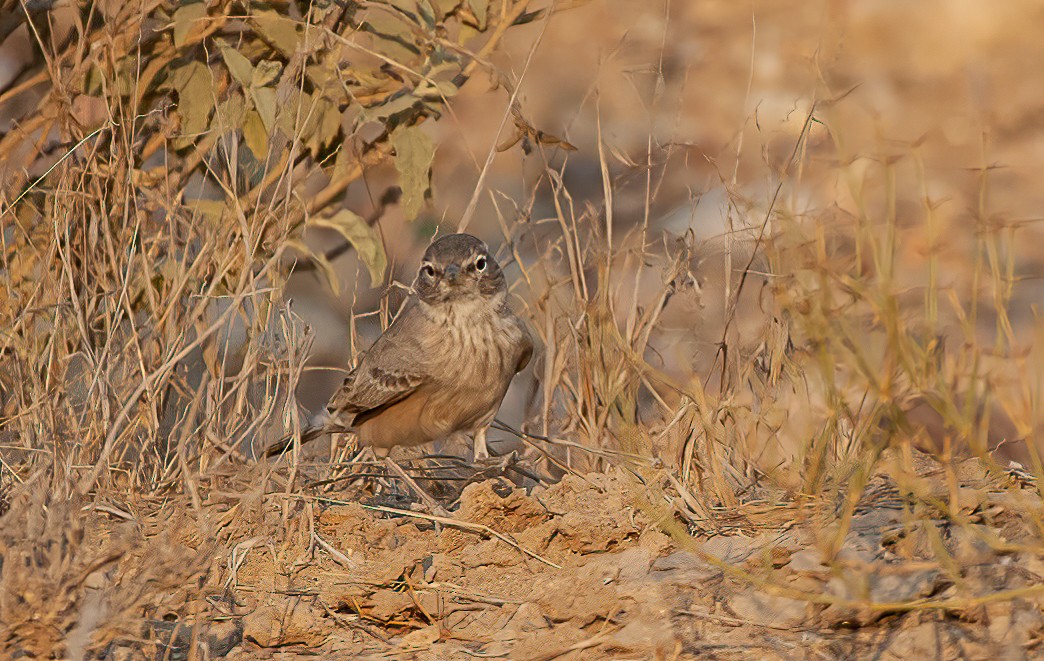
xmin=474 ymin=256 xmax=487 ymax=271
xmin=420 ymin=264 xmax=435 ymax=278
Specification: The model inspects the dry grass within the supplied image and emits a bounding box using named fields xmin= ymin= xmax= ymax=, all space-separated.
xmin=1 ymin=0 xmax=1042 ymax=658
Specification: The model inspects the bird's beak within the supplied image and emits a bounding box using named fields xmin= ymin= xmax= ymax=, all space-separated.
xmin=444 ymin=264 xmax=460 ymax=282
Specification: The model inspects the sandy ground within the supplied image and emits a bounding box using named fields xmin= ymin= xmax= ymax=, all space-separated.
xmin=40 ymin=448 xmax=1037 ymax=659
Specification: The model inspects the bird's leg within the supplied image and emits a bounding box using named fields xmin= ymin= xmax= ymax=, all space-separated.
xmin=473 ymin=426 xmax=490 ymax=462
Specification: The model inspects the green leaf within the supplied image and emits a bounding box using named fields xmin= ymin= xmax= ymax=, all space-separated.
xmin=173 ymin=3 xmax=207 ymax=47
xmin=219 ymin=43 xmax=254 ymax=87
xmin=391 ymin=125 xmax=434 ymax=220
xmin=310 ymin=210 xmax=387 ymax=285
xmin=252 ymin=10 xmax=302 ymax=57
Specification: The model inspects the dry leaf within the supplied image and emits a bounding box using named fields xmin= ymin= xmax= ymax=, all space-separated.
xmin=364 ymin=10 xmax=422 ymax=64
xmin=252 ymin=11 xmax=302 ymax=58
xmin=431 ymin=0 xmax=463 ymax=17
xmin=251 ymin=60 xmax=282 ymax=88
xmin=172 ymin=3 xmax=207 ymax=47
xmin=286 ymin=239 xmax=341 ymax=296
xmin=167 ymin=61 xmax=215 ymax=148
xmin=184 ymin=199 xmax=228 ymax=224
xmin=219 ymin=43 xmax=254 ymax=87
xmin=310 ymin=95 xmax=343 ymax=153
xmin=468 ymin=0 xmax=489 ymax=29
xmin=390 ymin=125 xmax=434 ymax=220
xmin=251 ymin=86 xmax=278 ymax=131
xmin=242 ymin=110 xmax=268 ymax=160
xmin=309 ymin=210 xmax=388 ymax=286
xmin=213 ymin=94 xmax=246 ymax=133
xmin=367 ymin=91 xmax=420 ymax=120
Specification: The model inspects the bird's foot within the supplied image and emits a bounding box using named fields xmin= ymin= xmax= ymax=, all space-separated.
xmin=472 ymin=427 xmax=491 ymax=463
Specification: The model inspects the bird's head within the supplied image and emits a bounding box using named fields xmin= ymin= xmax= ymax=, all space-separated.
xmin=414 ymin=233 xmax=507 ymax=305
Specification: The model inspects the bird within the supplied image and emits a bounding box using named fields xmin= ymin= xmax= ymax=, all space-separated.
xmin=265 ymin=233 xmax=533 ymax=462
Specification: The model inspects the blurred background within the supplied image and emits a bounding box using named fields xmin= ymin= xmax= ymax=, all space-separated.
xmin=270 ymin=0 xmax=1042 ymax=463
xmin=1 ymin=0 xmax=1040 ymax=471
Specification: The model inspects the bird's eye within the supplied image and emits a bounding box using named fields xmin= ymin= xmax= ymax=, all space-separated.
xmin=420 ymin=264 xmax=435 ymax=278
xmin=474 ymin=256 xmax=487 ymax=272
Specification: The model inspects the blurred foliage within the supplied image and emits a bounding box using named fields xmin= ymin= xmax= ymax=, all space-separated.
xmin=0 ymin=0 xmax=534 ymax=305
xmin=0 ymin=0 xmax=536 ymax=477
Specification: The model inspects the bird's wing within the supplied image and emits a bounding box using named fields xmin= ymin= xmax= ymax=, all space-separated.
xmin=515 ymin=324 xmax=534 ymax=373
xmin=327 ymin=303 xmax=432 ymax=421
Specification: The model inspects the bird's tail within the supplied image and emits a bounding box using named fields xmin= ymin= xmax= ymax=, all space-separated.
xmin=262 ymin=423 xmax=352 ymax=458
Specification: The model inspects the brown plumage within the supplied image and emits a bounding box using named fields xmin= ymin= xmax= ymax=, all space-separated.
xmin=265 ymin=233 xmax=533 ymax=461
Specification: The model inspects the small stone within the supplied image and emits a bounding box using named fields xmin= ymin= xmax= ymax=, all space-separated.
xmin=399 ymin=624 xmax=440 ymax=649
xmin=84 ymin=570 xmax=107 ymax=590
xmin=506 ymin=602 xmax=549 ymax=633
xmin=650 ymin=551 xmax=719 ymax=585
xmin=886 ymin=621 xmax=940 ymax=658
xmin=204 ymin=619 xmax=244 ymax=657
xmin=787 ymin=549 xmax=827 ymax=572
xmin=727 ymin=588 xmax=809 ymax=628
xmin=242 ymin=601 xmax=326 ymax=647
xmin=367 ymin=589 xmax=414 ymax=622
xmin=869 ymin=568 xmax=938 ymax=603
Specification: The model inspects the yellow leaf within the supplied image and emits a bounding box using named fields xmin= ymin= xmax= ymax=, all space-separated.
xmin=185 ymin=198 xmax=228 ymax=223
xmin=242 ymin=109 xmax=268 ymax=160
xmin=309 ymin=210 xmax=387 ymax=286
xmin=391 ymin=125 xmax=434 ymax=220
xmin=173 ymin=3 xmax=207 ymax=47
xmin=252 ymin=10 xmax=302 ymax=57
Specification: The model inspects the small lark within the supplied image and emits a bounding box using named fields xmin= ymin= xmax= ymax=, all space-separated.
xmin=266 ymin=233 xmax=533 ymax=461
